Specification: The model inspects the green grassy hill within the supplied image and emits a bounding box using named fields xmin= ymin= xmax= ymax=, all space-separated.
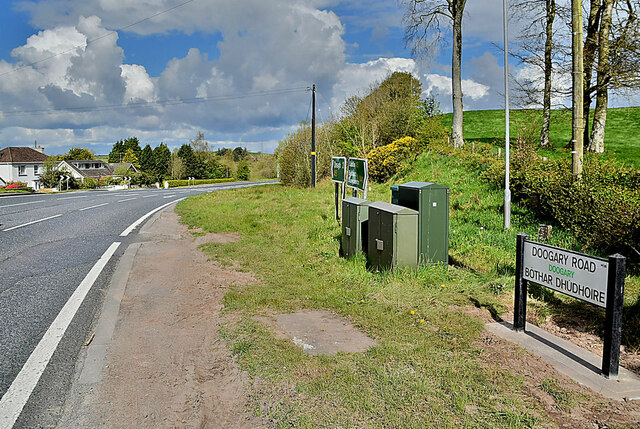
xmin=441 ymin=107 xmax=640 ymax=164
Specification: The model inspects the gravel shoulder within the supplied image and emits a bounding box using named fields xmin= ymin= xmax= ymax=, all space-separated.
xmin=57 ymin=208 xmax=262 ymax=428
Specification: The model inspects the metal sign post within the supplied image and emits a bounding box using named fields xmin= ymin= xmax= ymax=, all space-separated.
xmin=331 ymin=157 xmax=347 ymax=221
xmin=514 ymin=233 xmax=626 ymax=378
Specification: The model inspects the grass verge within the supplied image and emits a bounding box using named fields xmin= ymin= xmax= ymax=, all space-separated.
xmin=175 ymin=148 xmax=639 ymax=427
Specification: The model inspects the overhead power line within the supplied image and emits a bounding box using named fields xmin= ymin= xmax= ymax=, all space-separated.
xmin=0 ymin=86 xmax=309 ymax=118
xmin=0 ymin=0 xmax=198 ymax=79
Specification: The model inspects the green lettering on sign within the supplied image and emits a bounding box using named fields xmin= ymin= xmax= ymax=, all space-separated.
xmin=331 ymin=157 xmax=346 ymax=183
xmin=347 ymin=158 xmax=368 ymax=191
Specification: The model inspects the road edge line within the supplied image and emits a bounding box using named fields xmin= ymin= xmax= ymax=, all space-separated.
xmin=0 ymin=242 xmax=121 ymax=429
xmin=119 ymin=198 xmax=185 ymax=237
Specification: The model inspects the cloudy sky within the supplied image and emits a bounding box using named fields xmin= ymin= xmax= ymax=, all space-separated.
xmin=0 ymin=0 xmax=634 ymax=156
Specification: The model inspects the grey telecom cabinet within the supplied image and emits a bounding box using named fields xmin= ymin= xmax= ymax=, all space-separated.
xmin=397 ymin=181 xmax=449 ymax=265
xmin=367 ymin=201 xmax=418 ymax=270
xmin=341 ymin=197 xmax=371 ymax=258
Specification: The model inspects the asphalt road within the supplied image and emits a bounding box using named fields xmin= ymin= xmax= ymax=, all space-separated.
xmin=0 ymin=181 xmax=276 ymax=428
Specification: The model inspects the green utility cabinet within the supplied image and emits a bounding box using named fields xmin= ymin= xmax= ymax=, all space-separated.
xmin=341 ymin=197 xmax=371 ymax=258
xmin=367 ymin=201 xmax=418 ymax=270
xmin=397 ymin=182 xmax=449 ymax=265
xmin=390 ymin=185 xmax=399 ymax=205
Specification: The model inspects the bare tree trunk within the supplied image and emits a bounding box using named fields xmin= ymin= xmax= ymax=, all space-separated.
xmin=540 ymin=0 xmax=556 ymax=147
xmin=583 ymin=0 xmax=603 ymax=147
xmin=590 ymin=0 xmax=614 ymax=153
xmin=572 ymin=0 xmax=584 ymax=176
xmin=451 ymin=0 xmax=465 ymax=148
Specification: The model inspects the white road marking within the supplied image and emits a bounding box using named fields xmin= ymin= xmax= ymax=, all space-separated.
xmin=58 ymin=196 xmax=87 ymax=200
xmin=117 ymin=197 xmax=137 ymax=203
xmin=0 ymin=242 xmax=121 ymax=429
xmin=141 ymin=195 xmax=155 ymax=198
xmin=119 ymin=198 xmax=185 ymax=237
xmin=79 ymin=203 xmax=109 ymax=212
xmin=0 ymin=200 xmax=42 ymax=208
xmin=162 ymin=194 xmax=177 ymax=198
xmin=2 ymin=214 xmax=62 ymax=232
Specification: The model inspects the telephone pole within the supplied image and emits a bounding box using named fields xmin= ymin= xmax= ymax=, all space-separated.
xmin=311 ymin=84 xmax=316 ymax=188
xmin=571 ymin=0 xmax=584 ymax=177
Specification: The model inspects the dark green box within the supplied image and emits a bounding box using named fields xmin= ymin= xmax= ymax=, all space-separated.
xmin=367 ymin=201 xmax=418 ymax=270
xmin=341 ymin=197 xmax=371 ymax=258
xmin=397 ymin=181 xmax=449 ymax=265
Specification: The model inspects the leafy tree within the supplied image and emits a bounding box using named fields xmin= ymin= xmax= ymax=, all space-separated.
xmin=153 ymin=143 xmax=171 ymax=177
xmin=40 ymin=156 xmax=61 ymax=187
xmin=122 ymin=137 xmax=141 ymax=156
xmin=169 ymin=151 xmax=185 ymax=179
xmin=108 ymin=140 xmax=125 ymax=162
xmin=59 ymin=147 xmax=94 ymax=160
xmin=139 ymin=144 xmax=154 ymax=172
xmin=233 ymin=147 xmax=249 ymax=161
xmin=177 ymin=143 xmax=206 ymax=178
xmin=122 ymin=148 xmax=140 ymax=167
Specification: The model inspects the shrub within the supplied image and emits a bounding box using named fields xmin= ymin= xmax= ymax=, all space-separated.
xmin=164 ymin=178 xmax=235 ymax=188
xmin=81 ymin=178 xmax=100 ymax=189
xmin=367 ymin=136 xmax=423 ymax=183
xmin=236 ymin=161 xmax=250 ymax=181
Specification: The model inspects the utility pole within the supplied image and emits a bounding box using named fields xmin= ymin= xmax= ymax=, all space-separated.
xmin=571 ymin=0 xmax=584 ymax=177
xmin=503 ymin=0 xmax=511 ymax=230
xmin=311 ymin=84 xmax=316 ymax=188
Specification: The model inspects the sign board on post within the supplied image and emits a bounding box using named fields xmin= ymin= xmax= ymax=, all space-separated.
xmin=331 ymin=157 xmax=346 ymax=183
xmin=513 ymin=233 xmax=626 ymax=378
xmin=346 ymin=158 xmax=368 ymax=196
xmin=522 ymin=241 xmax=609 ymax=307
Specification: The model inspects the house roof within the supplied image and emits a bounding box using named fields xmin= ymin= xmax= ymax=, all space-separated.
xmin=0 ymin=147 xmax=48 ymax=163
xmin=108 ymin=162 xmax=138 ymax=173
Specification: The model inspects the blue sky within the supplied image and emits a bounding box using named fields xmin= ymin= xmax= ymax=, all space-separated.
xmin=0 ymin=0 xmax=634 ymax=156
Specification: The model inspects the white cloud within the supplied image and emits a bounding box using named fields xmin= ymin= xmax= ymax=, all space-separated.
xmin=424 ymin=73 xmax=489 ymax=101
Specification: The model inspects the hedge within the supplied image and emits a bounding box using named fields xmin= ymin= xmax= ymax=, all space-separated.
xmin=164 ymin=178 xmax=235 ymax=188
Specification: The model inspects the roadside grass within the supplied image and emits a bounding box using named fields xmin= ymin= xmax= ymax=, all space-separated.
xmin=441 ymin=107 xmax=640 ymax=165
xmin=173 ymin=147 xmax=640 ymax=426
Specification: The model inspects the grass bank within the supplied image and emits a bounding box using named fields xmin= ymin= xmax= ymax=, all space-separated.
xmin=175 ymin=148 xmax=640 ymax=427
xmin=441 ymin=108 xmax=640 ymax=165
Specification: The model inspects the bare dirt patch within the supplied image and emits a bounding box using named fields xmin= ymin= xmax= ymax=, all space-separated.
xmin=476 ymin=330 xmax=640 ymax=428
xmin=193 ymin=231 xmax=242 ymax=246
xmin=259 ymin=310 xmax=377 ymax=356
xmin=59 ymin=210 xmax=262 ymax=428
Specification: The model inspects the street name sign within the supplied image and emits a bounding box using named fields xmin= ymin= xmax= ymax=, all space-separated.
xmin=331 ymin=157 xmax=346 ymax=183
xmin=522 ymin=241 xmax=609 ymax=307
xmin=513 ymin=233 xmax=626 ymax=378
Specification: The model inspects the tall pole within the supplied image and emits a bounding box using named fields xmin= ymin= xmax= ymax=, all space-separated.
xmin=503 ymin=0 xmax=511 ymax=229
xmin=311 ymin=84 xmax=316 ymax=188
xmin=571 ymin=0 xmax=584 ymax=177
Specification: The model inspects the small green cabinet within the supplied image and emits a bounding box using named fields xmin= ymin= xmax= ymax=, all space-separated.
xmin=341 ymin=197 xmax=371 ymax=258
xmin=397 ymin=181 xmax=449 ymax=265
xmin=367 ymin=201 xmax=418 ymax=270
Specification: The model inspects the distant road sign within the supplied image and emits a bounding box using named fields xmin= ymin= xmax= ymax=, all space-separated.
xmin=331 ymin=157 xmax=346 ymax=183
xmin=346 ymin=158 xmax=367 ymax=191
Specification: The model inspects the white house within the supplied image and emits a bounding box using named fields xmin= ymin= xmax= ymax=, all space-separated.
xmin=0 ymin=146 xmax=48 ymax=190
xmin=57 ymin=160 xmax=138 ymax=182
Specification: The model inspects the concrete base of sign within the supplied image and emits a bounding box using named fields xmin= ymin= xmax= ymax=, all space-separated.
xmin=486 ymin=321 xmax=640 ymax=401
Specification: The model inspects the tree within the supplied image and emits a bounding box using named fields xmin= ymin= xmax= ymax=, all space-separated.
xmin=139 ymin=144 xmax=154 ymax=172
xmin=236 ymin=161 xmax=250 ymax=180
xmin=589 ymin=0 xmax=614 ymax=153
xmin=59 ymin=147 xmax=94 ymax=160
xmin=169 ymin=151 xmax=185 ymax=179
xmin=403 ymin=0 xmax=467 ymax=148
xmin=177 ymin=144 xmax=206 ymax=178
xmin=108 ymin=140 xmax=125 ymax=163
xmin=40 ymin=156 xmax=61 ymax=188
xmin=232 ymin=147 xmax=249 ymax=161
xmin=122 ymin=148 xmax=139 ymax=167
xmin=122 ymin=137 xmax=141 ymax=157
xmin=153 ymin=143 xmax=171 ymax=177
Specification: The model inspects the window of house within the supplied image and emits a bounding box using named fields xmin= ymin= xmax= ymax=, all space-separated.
xmin=33 ymin=165 xmax=40 ymax=175
xmin=18 ymin=165 xmax=26 ymax=176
